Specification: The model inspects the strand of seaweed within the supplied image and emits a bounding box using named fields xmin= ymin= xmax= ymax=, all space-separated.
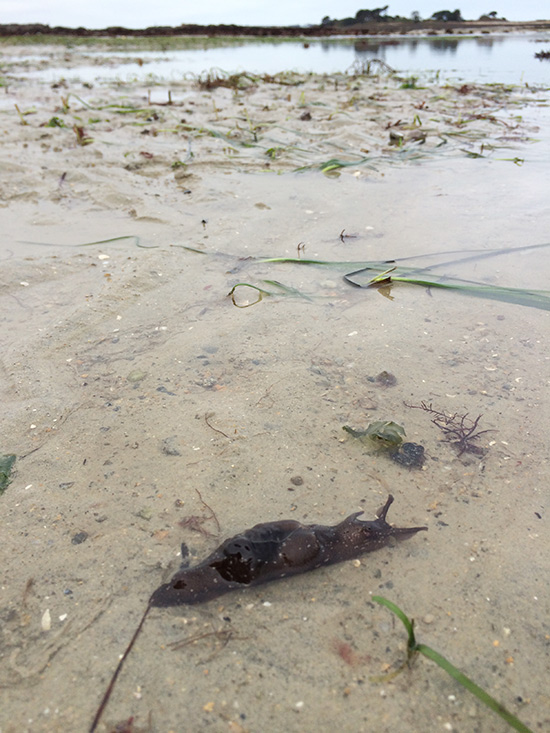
xmin=405 ymin=401 xmax=494 ymax=456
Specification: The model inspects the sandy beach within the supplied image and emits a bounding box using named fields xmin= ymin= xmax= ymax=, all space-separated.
xmin=1 ymin=39 xmax=550 ymax=733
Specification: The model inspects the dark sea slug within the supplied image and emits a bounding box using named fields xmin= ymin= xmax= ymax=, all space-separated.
xmin=90 ymin=495 xmax=426 ymax=732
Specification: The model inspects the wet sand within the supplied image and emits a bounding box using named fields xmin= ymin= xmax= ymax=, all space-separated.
xmin=1 ymin=45 xmax=550 ymax=732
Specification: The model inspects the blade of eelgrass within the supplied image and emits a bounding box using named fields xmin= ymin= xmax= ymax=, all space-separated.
xmin=262 ymin=280 xmax=313 ymax=300
xmin=227 ymin=280 xmax=314 ymax=306
xmin=376 ymin=272 xmax=550 ymax=311
xmin=372 ymin=595 xmax=416 ymax=648
xmin=260 ymin=241 xmax=550 ymax=271
xmin=416 ymin=644 xmax=533 ymax=733
xmin=227 ymin=283 xmax=272 ymax=307
xmin=18 ymin=235 xmax=157 ymax=249
xmin=373 ymin=597 xmax=533 ymax=733
xmin=258 ymin=258 xmax=550 ymax=311
xmin=186 ymin=242 xmax=550 ymax=272
xmin=295 ymin=156 xmax=373 ymax=173
xmin=186 ymin=243 xmax=550 ymax=312
xmin=398 ymin=241 xmax=550 ymax=278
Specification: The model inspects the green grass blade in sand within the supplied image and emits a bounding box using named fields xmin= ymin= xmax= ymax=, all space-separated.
xmin=18 ymin=236 xmax=157 ymax=249
xmin=373 ymin=596 xmax=533 ymax=733
xmin=227 ymin=280 xmax=313 ymax=307
xmin=227 ymin=283 xmax=270 ymax=307
xmin=416 ymin=644 xmax=533 ymax=733
xmin=368 ymin=271 xmax=550 ymax=312
xmin=261 ymin=280 xmax=313 ymax=300
xmin=186 ymin=243 xmax=550 ymax=312
xmin=295 ymin=156 xmax=374 ymax=173
xmin=373 ymin=595 xmax=416 ymax=648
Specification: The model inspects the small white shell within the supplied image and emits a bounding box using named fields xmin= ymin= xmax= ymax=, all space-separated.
xmin=41 ymin=608 xmax=51 ymax=632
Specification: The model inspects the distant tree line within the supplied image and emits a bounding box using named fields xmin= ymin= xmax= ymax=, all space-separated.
xmin=321 ymin=7 xmax=506 ymax=25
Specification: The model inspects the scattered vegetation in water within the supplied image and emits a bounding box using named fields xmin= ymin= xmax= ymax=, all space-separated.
xmin=400 ymin=74 xmax=421 ymax=89
xmin=5 ymin=60 xmax=536 ymax=181
xmin=343 ymin=420 xmax=405 ymax=449
xmin=0 ymin=454 xmax=16 ymax=495
xmin=31 ymin=240 xmax=546 ymax=315
xmin=346 ymin=57 xmax=395 ymax=76
xmin=252 ymin=242 xmax=550 ymax=312
xmin=73 ymin=123 xmax=93 ymax=145
xmin=163 ymin=241 xmax=550 ymax=313
xmin=194 ymin=68 xmax=305 ymax=91
xmin=373 ymin=596 xmax=534 ymax=733
xmin=339 ymin=243 xmax=550 ymax=312
xmin=20 ymin=235 xmax=156 ymax=249
xmin=297 ymin=156 xmax=374 ymax=176
xmin=227 ymin=280 xmax=312 ymax=307
xmin=405 ymin=401 xmax=492 ymax=456
xmin=44 ymin=116 xmax=67 ymax=127
xmin=195 ymin=69 xmax=258 ymax=91
xmin=14 ymin=103 xmax=33 ymax=125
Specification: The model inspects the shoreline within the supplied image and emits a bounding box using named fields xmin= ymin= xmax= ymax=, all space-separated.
xmin=2 ymin=19 xmax=550 ymax=40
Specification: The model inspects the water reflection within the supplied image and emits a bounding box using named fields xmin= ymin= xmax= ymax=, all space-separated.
xmin=352 ymin=34 xmax=512 ymax=58
xmin=344 ymin=32 xmax=548 ymax=81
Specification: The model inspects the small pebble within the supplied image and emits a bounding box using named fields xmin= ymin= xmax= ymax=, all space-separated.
xmin=126 ymin=369 xmax=147 ymax=383
xmin=136 ymin=507 xmax=153 ymax=521
xmin=423 ymin=614 xmax=435 ymax=624
xmin=71 ymin=531 xmax=88 ymax=545
xmin=290 ymin=476 xmax=304 ymax=486
xmin=161 ymin=436 xmax=182 ymax=456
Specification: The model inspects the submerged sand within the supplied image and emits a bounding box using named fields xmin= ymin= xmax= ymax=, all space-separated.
xmin=1 ymin=43 xmax=550 ymax=733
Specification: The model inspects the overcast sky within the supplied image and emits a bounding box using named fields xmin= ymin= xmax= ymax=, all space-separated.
xmin=3 ymin=1 xmax=548 ymax=29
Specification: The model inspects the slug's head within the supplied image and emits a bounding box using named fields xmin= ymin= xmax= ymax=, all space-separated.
xmin=337 ymin=495 xmax=427 ymax=554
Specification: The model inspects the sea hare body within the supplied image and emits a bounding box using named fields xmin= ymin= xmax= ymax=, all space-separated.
xmin=90 ymin=495 xmax=427 ymax=732
xmin=150 ymin=494 xmax=426 ymax=607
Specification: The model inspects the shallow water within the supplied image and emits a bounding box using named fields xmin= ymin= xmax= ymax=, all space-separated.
xmin=0 ymin=58 xmax=549 ymax=733
xmin=3 ymin=31 xmax=550 ymax=84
